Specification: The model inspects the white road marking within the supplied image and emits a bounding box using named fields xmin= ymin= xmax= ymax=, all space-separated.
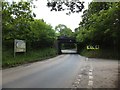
xmin=89 ymin=72 xmax=92 ymax=75
xmin=88 ymin=63 xmax=94 ymax=87
xmin=77 ymin=79 xmax=81 ymax=82
xmin=89 ymin=69 xmax=93 ymax=72
xmin=88 ymin=80 xmax=93 ymax=86
xmin=89 ymin=76 xmax=93 ymax=79
xmin=74 ymin=81 xmax=79 ymax=85
xmin=72 ymin=59 xmax=94 ymax=88
xmin=86 ymin=58 xmax=88 ymax=61
xmin=78 ymin=75 xmax=82 ymax=78
xmin=72 ymin=84 xmax=75 ymax=86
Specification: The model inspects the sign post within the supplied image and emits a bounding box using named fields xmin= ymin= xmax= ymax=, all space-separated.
xmin=14 ymin=39 xmax=26 ymax=57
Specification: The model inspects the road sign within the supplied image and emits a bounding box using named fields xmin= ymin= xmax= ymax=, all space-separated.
xmin=14 ymin=39 xmax=26 ymax=57
xmin=87 ymin=45 xmax=99 ymax=50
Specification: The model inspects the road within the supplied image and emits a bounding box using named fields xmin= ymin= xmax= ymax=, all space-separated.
xmin=61 ymin=49 xmax=77 ymax=53
xmin=2 ymin=51 xmax=119 ymax=88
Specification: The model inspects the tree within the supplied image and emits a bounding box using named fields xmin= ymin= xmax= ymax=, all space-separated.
xmin=55 ymin=24 xmax=73 ymax=37
xmin=2 ymin=1 xmax=56 ymax=49
xmin=29 ymin=19 xmax=56 ymax=48
xmin=2 ymin=1 xmax=35 ymax=40
xmin=76 ymin=2 xmax=120 ymax=49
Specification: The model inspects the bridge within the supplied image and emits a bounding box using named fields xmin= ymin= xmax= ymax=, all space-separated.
xmin=56 ymin=36 xmax=79 ymax=54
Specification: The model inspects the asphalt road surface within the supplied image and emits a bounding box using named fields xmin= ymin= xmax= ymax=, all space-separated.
xmin=2 ymin=50 xmax=118 ymax=88
xmin=61 ymin=49 xmax=77 ymax=53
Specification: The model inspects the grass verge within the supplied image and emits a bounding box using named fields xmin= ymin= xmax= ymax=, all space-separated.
xmin=80 ymin=48 xmax=119 ymax=60
xmin=2 ymin=47 xmax=58 ymax=68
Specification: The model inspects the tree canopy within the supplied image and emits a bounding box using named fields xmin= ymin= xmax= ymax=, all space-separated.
xmin=55 ymin=24 xmax=73 ymax=38
xmin=2 ymin=1 xmax=56 ymax=49
xmin=76 ymin=2 xmax=120 ymax=48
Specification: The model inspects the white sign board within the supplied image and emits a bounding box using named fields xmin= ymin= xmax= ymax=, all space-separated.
xmin=14 ymin=39 xmax=26 ymax=52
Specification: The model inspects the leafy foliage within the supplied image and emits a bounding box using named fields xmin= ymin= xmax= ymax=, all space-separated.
xmin=76 ymin=2 xmax=120 ymax=49
xmin=29 ymin=19 xmax=56 ymax=48
xmin=2 ymin=1 xmax=34 ymax=40
xmin=46 ymin=1 xmax=84 ymax=15
xmin=55 ymin=24 xmax=73 ymax=38
xmin=2 ymin=1 xmax=56 ymax=49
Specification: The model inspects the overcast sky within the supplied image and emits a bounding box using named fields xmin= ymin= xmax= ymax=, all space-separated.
xmin=7 ymin=0 xmax=92 ymax=31
xmin=32 ymin=0 xmax=93 ymax=31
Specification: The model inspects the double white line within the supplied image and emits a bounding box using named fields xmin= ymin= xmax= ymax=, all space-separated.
xmin=88 ymin=63 xmax=94 ymax=87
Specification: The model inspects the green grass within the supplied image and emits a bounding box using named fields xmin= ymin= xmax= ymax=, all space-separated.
xmin=2 ymin=47 xmax=58 ymax=68
xmin=80 ymin=48 xmax=119 ymax=60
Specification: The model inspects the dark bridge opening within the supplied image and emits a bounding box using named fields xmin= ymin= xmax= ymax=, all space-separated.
xmin=57 ymin=36 xmax=79 ymax=54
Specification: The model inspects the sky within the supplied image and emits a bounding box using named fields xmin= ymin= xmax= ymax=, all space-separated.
xmin=7 ymin=0 xmax=92 ymax=31
xmin=32 ymin=0 xmax=93 ymax=31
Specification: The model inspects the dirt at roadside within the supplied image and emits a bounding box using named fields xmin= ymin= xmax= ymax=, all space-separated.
xmin=90 ymin=59 xmax=118 ymax=88
xmin=72 ymin=58 xmax=119 ymax=89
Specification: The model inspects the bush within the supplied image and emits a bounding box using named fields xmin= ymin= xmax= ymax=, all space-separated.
xmin=2 ymin=47 xmax=57 ymax=68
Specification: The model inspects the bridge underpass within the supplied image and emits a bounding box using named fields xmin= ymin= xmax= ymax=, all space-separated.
xmin=56 ymin=36 xmax=79 ymax=54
